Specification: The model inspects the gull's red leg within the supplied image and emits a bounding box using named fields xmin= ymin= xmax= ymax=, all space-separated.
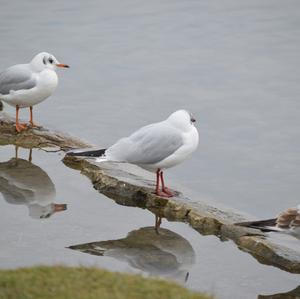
xmin=160 ymin=171 xmax=174 ymax=197
xmin=154 ymin=169 xmax=173 ymax=197
xmin=155 ymin=169 xmax=161 ymax=194
xmin=15 ymin=105 xmax=27 ymax=132
xmin=154 ymin=168 xmax=168 ymax=197
xmin=29 ymin=106 xmax=40 ymax=128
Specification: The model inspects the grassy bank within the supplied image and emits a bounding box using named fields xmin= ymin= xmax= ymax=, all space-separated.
xmin=0 ymin=266 xmax=213 ymax=299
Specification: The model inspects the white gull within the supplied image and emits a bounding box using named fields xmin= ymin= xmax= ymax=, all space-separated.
xmin=67 ymin=110 xmax=199 ymax=197
xmin=0 ymin=52 xmax=69 ymax=132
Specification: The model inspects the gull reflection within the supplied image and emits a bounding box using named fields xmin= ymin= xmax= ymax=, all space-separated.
xmin=0 ymin=148 xmax=67 ymax=219
xmin=258 ymin=285 xmax=300 ymax=298
xmin=68 ymin=222 xmax=195 ymax=282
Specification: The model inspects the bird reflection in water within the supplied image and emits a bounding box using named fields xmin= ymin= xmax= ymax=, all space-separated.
xmin=0 ymin=147 xmax=67 ymax=219
xmin=258 ymin=285 xmax=300 ymax=299
xmin=68 ymin=215 xmax=195 ymax=282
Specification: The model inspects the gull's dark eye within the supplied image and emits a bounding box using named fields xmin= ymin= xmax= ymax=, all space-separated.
xmin=190 ymin=113 xmax=196 ymax=123
xmin=48 ymin=57 xmax=54 ymax=64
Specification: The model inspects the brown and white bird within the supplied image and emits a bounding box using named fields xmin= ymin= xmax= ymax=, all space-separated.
xmin=235 ymin=205 xmax=300 ymax=239
xmin=0 ymin=52 xmax=69 ymax=132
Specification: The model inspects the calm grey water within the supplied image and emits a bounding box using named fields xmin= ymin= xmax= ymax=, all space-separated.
xmin=1 ymin=1 xmax=300 ymax=298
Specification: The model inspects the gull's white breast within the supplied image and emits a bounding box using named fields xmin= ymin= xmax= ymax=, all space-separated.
xmin=147 ymin=126 xmax=199 ymax=171
xmin=2 ymin=69 xmax=58 ymax=108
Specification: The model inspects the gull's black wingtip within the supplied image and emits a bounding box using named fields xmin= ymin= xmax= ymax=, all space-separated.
xmin=66 ymin=149 xmax=106 ymax=157
xmin=65 ymin=151 xmax=77 ymax=156
xmin=235 ymin=218 xmax=277 ymax=232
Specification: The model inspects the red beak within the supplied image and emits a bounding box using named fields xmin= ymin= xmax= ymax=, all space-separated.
xmin=54 ymin=203 xmax=67 ymax=213
xmin=56 ymin=63 xmax=70 ymax=68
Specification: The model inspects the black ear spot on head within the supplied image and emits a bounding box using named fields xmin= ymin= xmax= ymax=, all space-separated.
xmin=189 ymin=112 xmax=196 ymax=123
xmin=43 ymin=57 xmax=47 ymax=65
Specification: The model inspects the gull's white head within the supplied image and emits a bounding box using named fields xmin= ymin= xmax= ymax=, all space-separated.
xmin=167 ymin=109 xmax=196 ymax=131
xmin=29 ymin=203 xmax=67 ymax=219
xmin=30 ymin=52 xmax=69 ymax=72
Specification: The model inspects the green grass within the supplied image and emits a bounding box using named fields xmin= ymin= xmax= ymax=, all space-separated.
xmin=0 ymin=266 xmax=213 ymax=299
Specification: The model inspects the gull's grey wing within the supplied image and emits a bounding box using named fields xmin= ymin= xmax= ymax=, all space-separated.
xmin=0 ymin=158 xmax=55 ymax=203
xmin=0 ymin=176 xmax=33 ymax=204
xmin=106 ymin=122 xmax=183 ymax=164
xmin=0 ymin=64 xmax=36 ymax=95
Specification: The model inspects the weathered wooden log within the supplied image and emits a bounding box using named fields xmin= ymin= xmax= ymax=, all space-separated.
xmin=63 ymin=156 xmax=300 ymax=273
xmin=1 ymin=111 xmax=300 ymax=273
xmin=0 ymin=111 xmax=91 ymax=150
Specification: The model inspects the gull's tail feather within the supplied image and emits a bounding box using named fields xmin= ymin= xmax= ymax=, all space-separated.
xmin=66 ymin=148 xmax=106 ymax=157
xmin=235 ymin=218 xmax=278 ymax=232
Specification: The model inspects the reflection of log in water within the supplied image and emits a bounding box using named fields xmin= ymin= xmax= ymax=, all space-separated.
xmin=258 ymin=285 xmax=300 ymax=299
xmin=0 ymin=150 xmax=66 ymax=219
xmin=68 ymin=226 xmax=195 ymax=282
xmin=63 ymin=156 xmax=300 ymax=274
xmin=1 ymin=111 xmax=300 ymax=274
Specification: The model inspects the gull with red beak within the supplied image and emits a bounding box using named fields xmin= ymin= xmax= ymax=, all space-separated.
xmin=0 ymin=52 xmax=69 ymax=132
